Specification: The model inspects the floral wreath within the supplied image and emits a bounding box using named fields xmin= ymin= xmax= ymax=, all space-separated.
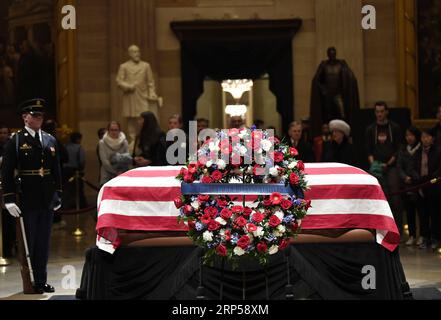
xmin=174 ymin=127 xmax=310 ymax=265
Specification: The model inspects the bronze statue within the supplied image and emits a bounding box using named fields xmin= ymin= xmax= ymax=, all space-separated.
xmin=310 ymin=47 xmax=359 ymax=137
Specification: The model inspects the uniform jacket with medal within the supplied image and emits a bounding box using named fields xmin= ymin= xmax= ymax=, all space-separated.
xmin=1 ymin=128 xmax=62 ymax=210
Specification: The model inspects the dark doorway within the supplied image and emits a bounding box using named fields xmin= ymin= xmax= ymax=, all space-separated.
xmin=171 ymin=19 xmax=302 ymax=133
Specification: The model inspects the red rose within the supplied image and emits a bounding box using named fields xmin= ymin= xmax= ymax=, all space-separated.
xmin=281 ymin=199 xmax=292 ymax=210
xmin=216 ymin=244 xmax=227 ymax=256
xmin=224 ymin=230 xmax=231 ymax=241
xmin=183 ymin=205 xmax=193 ymax=215
xmin=200 ymin=213 xmax=212 ymax=224
xmin=209 ymin=207 xmax=218 ymax=217
xmin=251 ymin=139 xmax=261 ymax=151
xmin=274 ymin=152 xmax=284 ymax=163
xmin=246 ymin=223 xmax=257 ymax=232
xmin=198 ymin=194 xmax=210 ymax=202
xmin=187 ymin=220 xmax=195 ymax=229
xmin=231 ymin=206 xmax=243 ymax=214
xmin=217 ymin=197 xmax=228 ymax=207
xmin=243 ymin=207 xmax=252 ymax=217
xmin=279 ymin=238 xmax=289 ymax=250
xmin=212 ymin=170 xmax=223 ymax=181
xmin=270 ymin=192 xmax=282 ymax=205
xmin=184 ymin=174 xmax=194 ymax=183
xmin=252 ymin=212 xmax=264 ymax=223
xmin=263 ymin=198 xmax=272 ymax=206
xmin=296 ymin=160 xmax=305 ymax=171
xmin=188 ymin=162 xmax=198 ymax=174
xmin=289 ymin=172 xmax=299 ymax=185
xmin=289 ymin=147 xmax=299 ymax=157
xmin=257 ymin=242 xmax=268 ymax=253
xmin=304 ymin=199 xmax=312 ymax=209
xmin=269 ymin=215 xmax=281 ymax=227
xmin=179 ymin=167 xmax=188 ymax=176
xmin=252 ymin=130 xmax=263 ymax=140
xmin=220 ymin=208 xmax=232 ymax=220
xmin=201 ymin=176 xmax=213 ymax=184
xmin=291 ymin=222 xmax=299 ymax=231
xmin=234 ymin=216 xmax=247 ymax=228
xmin=253 ymin=164 xmax=264 ymax=176
xmin=198 ymin=156 xmax=208 ymax=166
xmin=174 ymin=197 xmax=184 ymax=209
xmin=204 ymin=206 xmax=217 ymax=218
xmin=237 ymin=235 xmax=250 ymax=249
xmin=208 ymin=220 xmax=220 ymax=231
xmin=221 ymin=143 xmax=232 ymax=155
xmin=268 ymin=136 xmax=280 ymax=144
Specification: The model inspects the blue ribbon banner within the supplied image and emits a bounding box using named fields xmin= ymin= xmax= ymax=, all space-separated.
xmin=181 ymin=183 xmax=302 ymax=197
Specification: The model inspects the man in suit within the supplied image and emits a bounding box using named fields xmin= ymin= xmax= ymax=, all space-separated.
xmin=1 ymin=98 xmax=62 ymax=293
xmin=285 ymin=121 xmax=314 ymax=162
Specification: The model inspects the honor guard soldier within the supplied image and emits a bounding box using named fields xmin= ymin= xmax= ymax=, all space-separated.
xmin=1 ymin=98 xmax=62 ymax=294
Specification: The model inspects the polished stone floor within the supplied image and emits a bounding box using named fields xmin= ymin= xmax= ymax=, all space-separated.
xmin=1 ymin=213 xmax=440 ymax=300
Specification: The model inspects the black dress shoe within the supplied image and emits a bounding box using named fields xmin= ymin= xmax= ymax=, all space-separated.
xmin=34 ymin=284 xmax=55 ymax=293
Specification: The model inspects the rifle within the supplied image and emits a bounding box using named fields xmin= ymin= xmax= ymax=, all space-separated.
xmin=14 ymin=132 xmax=36 ymax=293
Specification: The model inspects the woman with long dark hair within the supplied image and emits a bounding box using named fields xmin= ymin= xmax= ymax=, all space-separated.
xmin=396 ymin=126 xmax=422 ymax=246
xmin=133 ymin=111 xmax=167 ymax=166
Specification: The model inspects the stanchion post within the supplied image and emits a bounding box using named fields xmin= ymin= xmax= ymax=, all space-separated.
xmin=72 ymin=170 xmax=84 ymax=237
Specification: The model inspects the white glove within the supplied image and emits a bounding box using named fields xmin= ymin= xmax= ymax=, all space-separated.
xmin=53 ymin=203 xmax=62 ymax=211
xmin=5 ymin=203 xmax=21 ymax=218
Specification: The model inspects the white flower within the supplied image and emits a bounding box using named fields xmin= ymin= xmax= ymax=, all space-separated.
xmin=273 ymin=230 xmax=282 ymax=237
xmin=288 ymin=160 xmax=298 ymax=169
xmin=191 ymin=201 xmax=200 ymax=209
xmin=239 ymin=145 xmax=248 ymax=156
xmin=268 ymin=245 xmax=279 ymax=255
xmin=215 ymin=217 xmax=227 ymax=226
xmin=277 ymin=225 xmax=286 ymax=233
xmin=234 ymin=246 xmax=246 ymax=256
xmin=274 ymin=210 xmax=284 ymax=221
xmin=246 ymin=166 xmax=253 ymax=174
xmin=238 ymin=129 xmax=248 ymax=139
xmin=206 ymin=160 xmax=213 ymax=167
xmin=209 ymin=141 xmax=220 ymax=152
xmin=216 ymin=159 xmax=226 ymax=170
xmin=269 ymin=166 xmax=279 ymax=177
xmin=260 ymin=139 xmax=272 ymax=152
xmin=253 ymin=226 xmax=264 ymax=238
xmin=202 ymin=231 xmax=213 ymax=242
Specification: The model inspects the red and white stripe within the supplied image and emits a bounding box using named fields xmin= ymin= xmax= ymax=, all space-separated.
xmin=96 ymin=163 xmax=400 ymax=253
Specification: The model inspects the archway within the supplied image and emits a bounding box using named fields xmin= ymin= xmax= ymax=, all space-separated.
xmin=171 ymin=18 xmax=302 ymax=133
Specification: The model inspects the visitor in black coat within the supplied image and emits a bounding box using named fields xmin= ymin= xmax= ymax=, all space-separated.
xmin=322 ymin=119 xmax=354 ymax=165
xmin=396 ymin=126 xmax=422 ymax=246
xmin=133 ymin=111 xmax=167 ymax=167
xmin=407 ymin=130 xmax=441 ymax=250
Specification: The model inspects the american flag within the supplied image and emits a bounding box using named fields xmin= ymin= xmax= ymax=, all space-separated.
xmin=96 ymin=163 xmax=400 ymax=253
